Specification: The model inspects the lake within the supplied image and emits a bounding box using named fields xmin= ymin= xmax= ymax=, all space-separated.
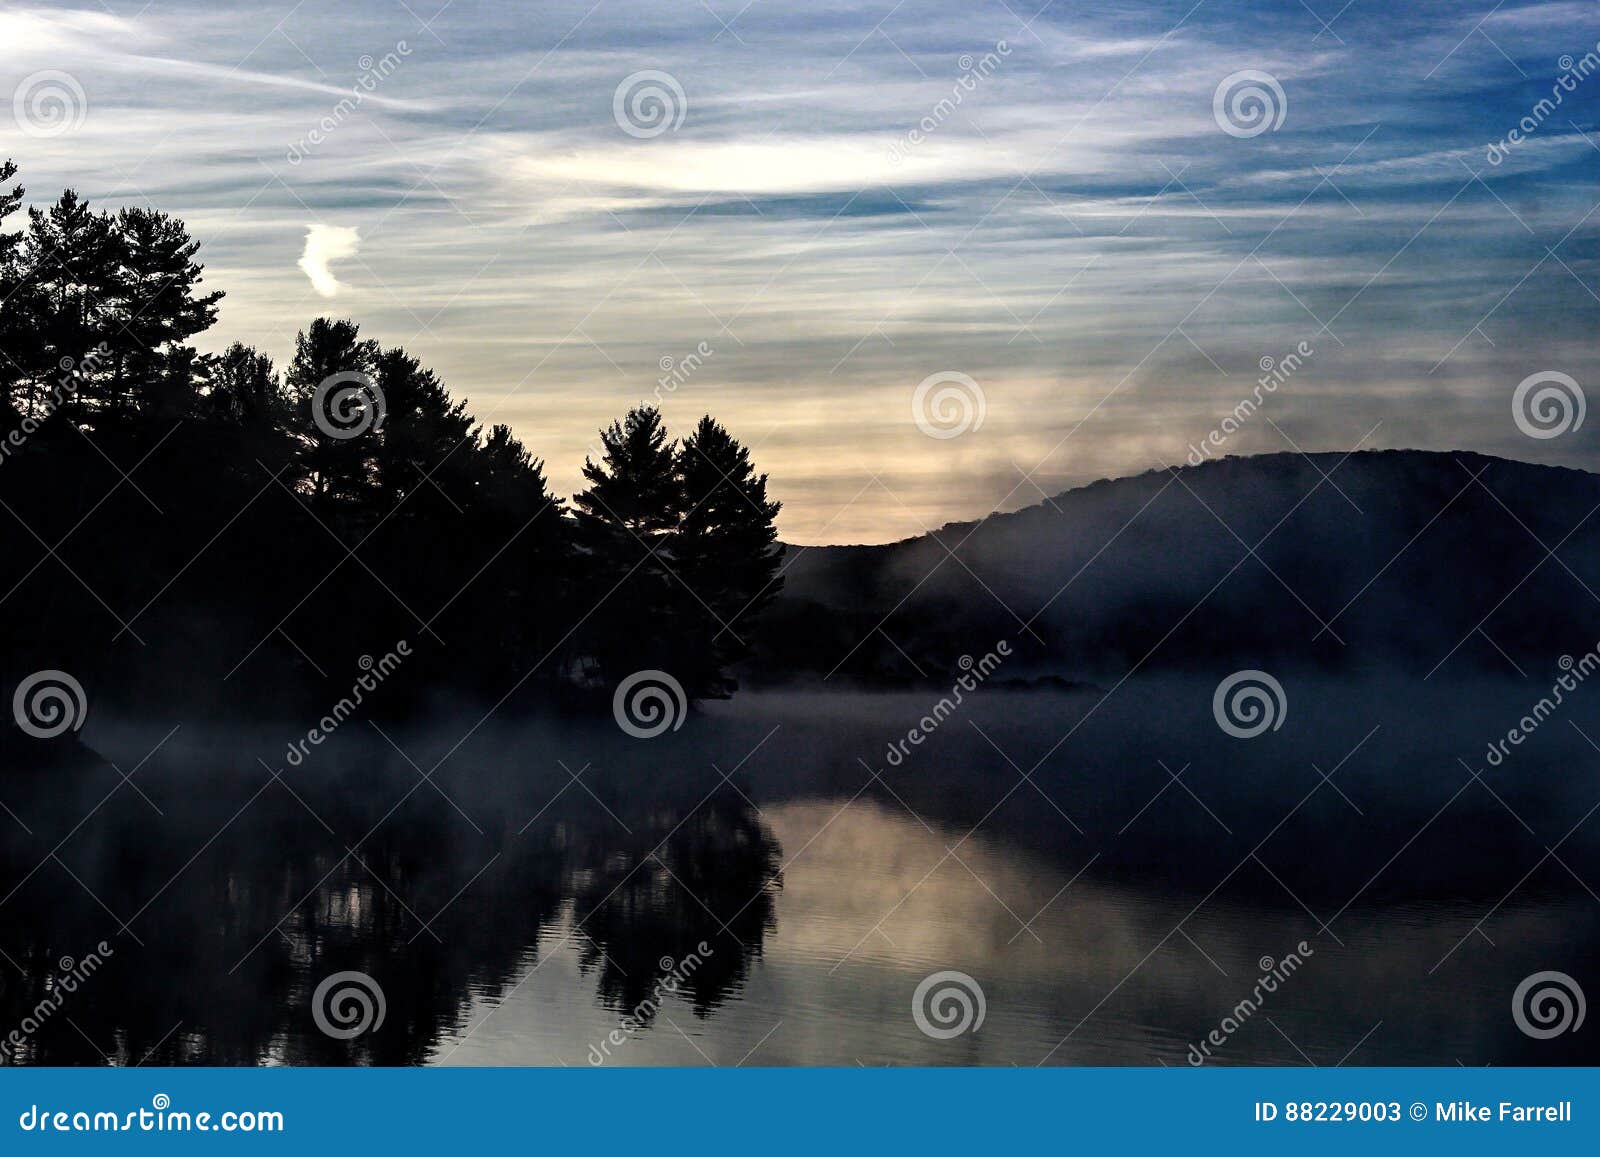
xmin=1 ymin=679 xmax=1595 ymax=1066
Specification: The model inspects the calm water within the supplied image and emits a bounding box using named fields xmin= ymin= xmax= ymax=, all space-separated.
xmin=1 ymin=680 xmax=1596 ymax=1066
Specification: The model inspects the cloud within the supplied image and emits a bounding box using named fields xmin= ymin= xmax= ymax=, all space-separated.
xmin=0 ymin=8 xmax=143 ymax=55
xmin=297 ymin=224 xmax=360 ymax=298
xmin=13 ymin=0 xmax=1598 ymax=543
xmin=123 ymin=53 xmax=431 ymax=110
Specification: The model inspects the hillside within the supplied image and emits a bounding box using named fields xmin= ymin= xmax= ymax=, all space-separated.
xmin=751 ymin=450 xmax=1600 ymax=684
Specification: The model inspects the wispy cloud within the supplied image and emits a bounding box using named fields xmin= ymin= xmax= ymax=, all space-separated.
xmin=6 ymin=0 xmax=1598 ymax=542
xmin=122 ymin=54 xmax=431 ymax=110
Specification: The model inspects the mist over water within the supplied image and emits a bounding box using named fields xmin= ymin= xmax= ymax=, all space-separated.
xmin=2 ymin=675 xmax=1594 ymax=1066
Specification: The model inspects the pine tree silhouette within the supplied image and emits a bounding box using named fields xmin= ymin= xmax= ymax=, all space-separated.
xmin=0 ymin=160 xmax=788 ymax=714
xmin=571 ymin=405 xmax=683 ymax=684
xmin=675 ymin=415 xmax=783 ymax=697
xmin=285 ymin=317 xmax=380 ymax=512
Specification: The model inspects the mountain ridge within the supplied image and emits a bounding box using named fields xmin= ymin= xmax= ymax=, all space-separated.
xmin=781 ymin=448 xmax=1600 ymax=552
xmin=752 ymin=449 xmax=1600 ymax=685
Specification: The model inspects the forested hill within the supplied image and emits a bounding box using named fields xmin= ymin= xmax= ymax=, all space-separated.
xmin=0 ymin=161 xmax=783 ymax=718
xmin=7 ymin=155 xmax=1593 ymax=711
xmin=754 ymin=450 xmax=1600 ymax=685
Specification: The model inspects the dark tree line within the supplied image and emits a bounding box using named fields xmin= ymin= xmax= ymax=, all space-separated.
xmin=573 ymin=407 xmax=782 ymax=698
xmin=0 ymin=160 xmax=782 ymax=715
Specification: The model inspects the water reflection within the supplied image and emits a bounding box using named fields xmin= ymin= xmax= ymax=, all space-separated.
xmin=0 ymin=738 xmax=781 ymax=1065
xmin=1 ymin=679 xmax=1597 ymax=1066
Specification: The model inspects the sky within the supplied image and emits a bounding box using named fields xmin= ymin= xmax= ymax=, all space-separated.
xmin=3 ymin=0 xmax=1598 ymax=543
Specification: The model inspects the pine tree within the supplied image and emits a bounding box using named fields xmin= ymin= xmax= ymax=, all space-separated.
xmin=675 ymin=415 xmax=783 ymax=697
xmin=208 ymin=343 xmax=286 ymax=427
xmin=469 ymin=423 xmax=568 ymax=669
xmin=0 ymin=160 xmax=37 ymax=423
xmin=476 ymin=423 xmax=560 ymax=524
xmin=372 ymin=345 xmax=475 ymax=517
xmin=107 ymin=207 xmax=222 ymax=420
xmin=19 ymin=191 xmax=118 ymax=423
xmin=205 ymin=342 xmax=300 ymax=477
xmin=0 ymin=160 xmax=23 ymax=272
xmin=0 ymin=165 xmax=801 ymax=712
xmin=571 ymin=405 xmax=681 ymax=682
xmin=285 ymin=318 xmax=380 ymax=509
xmin=574 ymin=405 xmax=680 ymax=544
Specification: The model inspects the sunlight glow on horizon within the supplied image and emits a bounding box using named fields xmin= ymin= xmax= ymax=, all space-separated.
xmin=5 ymin=0 xmax=1597 ymax=543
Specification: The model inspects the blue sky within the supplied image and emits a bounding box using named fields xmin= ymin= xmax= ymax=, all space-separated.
xmin=4 ymin=0 xmax=1598 ymax=542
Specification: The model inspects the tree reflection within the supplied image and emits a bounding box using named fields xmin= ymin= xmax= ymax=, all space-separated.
xmin=0 ymin=737 xmax=782 ymax=1065
xmin=570 ymin=792 xmax=782 ymax=1018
